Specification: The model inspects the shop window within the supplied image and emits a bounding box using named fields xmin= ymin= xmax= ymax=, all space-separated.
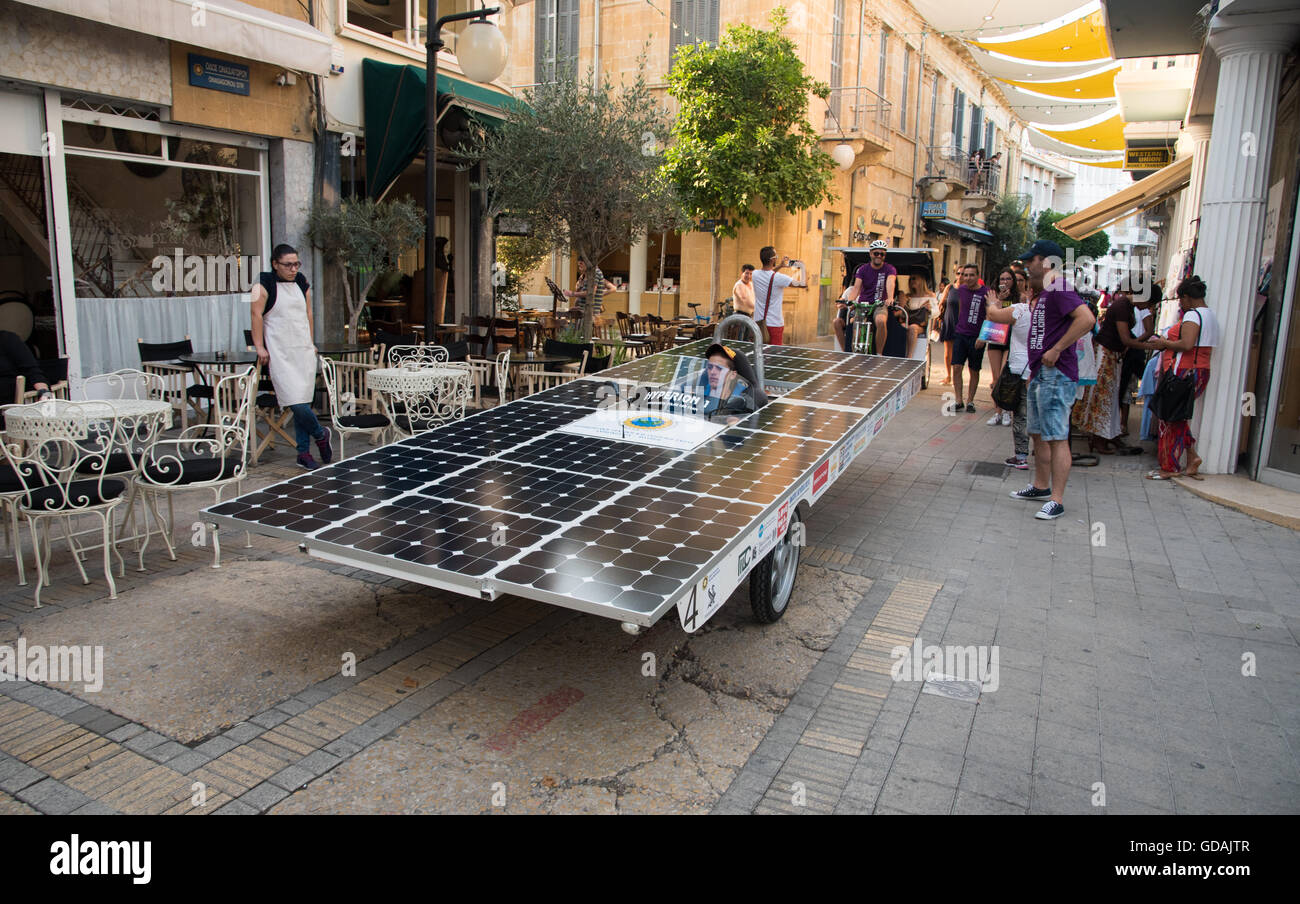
xmin=344 ymin=1 xmax=480 ymax=50
xmin=60 ymin=121 xmax=263 ymax=298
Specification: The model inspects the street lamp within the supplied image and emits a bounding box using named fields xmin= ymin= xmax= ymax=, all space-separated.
xmin=425 ymin=4 xmax=506 ymax=340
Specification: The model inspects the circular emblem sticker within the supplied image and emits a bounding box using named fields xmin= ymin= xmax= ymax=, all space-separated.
xmin=626 ymin=415 xmax=670 ymax=429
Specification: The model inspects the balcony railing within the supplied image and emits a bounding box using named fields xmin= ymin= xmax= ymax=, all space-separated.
xmin=925 ymin=145 xmax=969 ymax=184
xmin=824 ymin=86 xmax=892 ymax=147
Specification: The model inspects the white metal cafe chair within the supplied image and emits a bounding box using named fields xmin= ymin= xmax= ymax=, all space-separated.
xmin=1 ymin=401 xmax=131 ymax=607
xmin=319 ymin=354 xmax=392 ymax=457
xmin=133 ymin=368 xmax=255 ymax=570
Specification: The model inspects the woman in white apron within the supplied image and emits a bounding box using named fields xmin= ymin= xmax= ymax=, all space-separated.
xmin=250 ymin=244 xmax=331 ymax=469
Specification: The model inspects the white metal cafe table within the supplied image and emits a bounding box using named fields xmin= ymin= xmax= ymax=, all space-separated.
xmin=366 ymin=364 xmax=472 ymax=437
xmin=1 ymin=397 xmax=172 ymax=604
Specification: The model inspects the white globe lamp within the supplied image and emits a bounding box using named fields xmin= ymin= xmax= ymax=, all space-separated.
xmin=831 ymin=143 xmax=855 ymax=171
xmin=929 ymin=181 xmax=950 ymax=201
xmin=458 ymin=19 xmax=508 ymax=84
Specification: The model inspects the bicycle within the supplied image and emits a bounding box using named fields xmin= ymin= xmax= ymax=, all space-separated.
xmin=847 ymin=300 xmax=885 ymax=355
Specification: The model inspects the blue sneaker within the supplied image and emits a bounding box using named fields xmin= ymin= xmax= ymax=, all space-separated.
xmin=1035 ymin=501 xmax=1065 ymax=520
xmin=316 ymin=431 xmax=333 ymax=464
xmin=297 ymin=453 xmax=319 ymax=470
xmin=1010 ymin=484 xmax=1051 ymax=500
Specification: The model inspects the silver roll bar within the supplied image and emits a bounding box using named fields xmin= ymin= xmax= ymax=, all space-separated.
xmin=711 ymin=314 xmax=765 ymax=390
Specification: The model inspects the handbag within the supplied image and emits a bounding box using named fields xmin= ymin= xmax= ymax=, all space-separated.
xmin=756 ymin=272 xmax=774 ymax=344
xmin=1151 ymin=352 xmax=1197 ymax=422
xmin=991 ymin=364 xmax=1027 ymax=410
xmin=1151 ymin=310 xmax=1203 ymax=423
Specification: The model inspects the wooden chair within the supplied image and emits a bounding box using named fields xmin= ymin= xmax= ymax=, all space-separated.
xmin=519 ymin=350 xmax=588 ymax=397
xmin=248 ymin=361 xmax=296 ymax=465
xmin=468 ymin=349 xmax=510 ymax=408
xmin=137 ymin=337 xmax=210 ymax=429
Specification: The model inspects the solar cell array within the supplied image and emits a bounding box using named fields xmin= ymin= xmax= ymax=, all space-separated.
xmin=206 ymin=342 xmax=922 ymax=625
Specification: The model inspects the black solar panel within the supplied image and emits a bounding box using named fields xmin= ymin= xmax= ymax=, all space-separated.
xmin=734 ymin=401 xmax=866 ymax=442
xmin=204 ymin=343 xmax=923 ymax=626
xmin=780 ymin=373 xmax=897 ymax=409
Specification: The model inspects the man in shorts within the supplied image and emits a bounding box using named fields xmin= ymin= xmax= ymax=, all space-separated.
xmin=949 ymin=263 xmax=988 ymax=412
xmin=992 ymin=240 xmax=1096 ymax=521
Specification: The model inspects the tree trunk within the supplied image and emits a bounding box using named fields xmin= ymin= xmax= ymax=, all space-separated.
xmin=711 ymin=232 xmax=722 ymax=314
xmin=341 ymin=261 xmax=361 ymax=340
xmin=657 ymin=232 xmax=667 ymax=319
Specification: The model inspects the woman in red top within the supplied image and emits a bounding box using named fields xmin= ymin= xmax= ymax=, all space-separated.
xmin=1145 ymin=276 xmax=1217 ymax=479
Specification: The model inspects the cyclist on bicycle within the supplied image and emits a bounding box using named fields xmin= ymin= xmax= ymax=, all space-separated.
xmin=839 ymin=240 xmax=897 ymax=352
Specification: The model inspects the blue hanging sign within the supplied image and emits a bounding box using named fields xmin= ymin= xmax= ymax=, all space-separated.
xmin=188 ymin=54 xmax=251 ymax=96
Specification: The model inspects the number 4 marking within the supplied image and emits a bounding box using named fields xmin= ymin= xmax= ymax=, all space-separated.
xmin=682 ymin=585 xmax=698 ymax=631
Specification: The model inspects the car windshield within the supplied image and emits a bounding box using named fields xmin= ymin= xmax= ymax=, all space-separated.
xmin=636 ymin=357 xmax=758 ymax=421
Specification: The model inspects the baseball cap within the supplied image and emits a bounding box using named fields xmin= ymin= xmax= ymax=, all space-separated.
xmin=1017 ymin=239 xmax=1065 ymax=262
xmin=704 ymin=343 xmax=736 ymax=363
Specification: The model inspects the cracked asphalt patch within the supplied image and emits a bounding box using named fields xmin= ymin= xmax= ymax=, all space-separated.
xmin=272 ymin=563 xmax=871 ymax=813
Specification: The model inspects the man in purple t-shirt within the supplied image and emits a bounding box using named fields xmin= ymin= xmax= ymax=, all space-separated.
xmin=987 ymin=240 xmax=1095 ymax=521
xmin=948 ymin=263 xmax=989 ymax=412
xmin=837 ymin=242 xmax=896 ymax=351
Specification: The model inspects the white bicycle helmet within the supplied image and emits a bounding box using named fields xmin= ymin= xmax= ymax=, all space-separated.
xmin=868 ymin=239 xmax=889 ymax=251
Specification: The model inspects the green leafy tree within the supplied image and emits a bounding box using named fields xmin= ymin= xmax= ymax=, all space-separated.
xmin=983 ymin=194 xmax=1034 ymax=281
xmin=470 ymin=61 xmax=685 ymax=340
xmin=1037 ymin=209 xmax=1111 ymax=260
xmin=496 ymin=232 xmax=553 ymax=310
xmin=663 ymin=7 xmax=836 ymax=305
xmin=307 ymin=197 xmax=424 ymax=338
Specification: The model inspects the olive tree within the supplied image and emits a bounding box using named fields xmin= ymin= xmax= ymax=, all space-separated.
xmin=307 ymin=197 xmax=424 ymax=339
xmin=470 ymin=61 xmax=685 ymax=340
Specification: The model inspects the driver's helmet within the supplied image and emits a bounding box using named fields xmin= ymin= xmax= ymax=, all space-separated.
xmin=869 ymin=239 xmax=889 ymax=251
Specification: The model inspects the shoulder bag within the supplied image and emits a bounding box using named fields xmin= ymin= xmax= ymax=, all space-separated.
xmin=1151 ymin=310 xmax=1202 ymax=423
xmin=991 ymin=363 xmax=1028 ymax=410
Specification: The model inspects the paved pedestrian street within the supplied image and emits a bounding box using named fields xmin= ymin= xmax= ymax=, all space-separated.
xmin=1 ymin=372 xmax=1297 ymax=815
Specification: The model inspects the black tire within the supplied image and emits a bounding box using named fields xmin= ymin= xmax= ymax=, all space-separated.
xmin=750 ymin=508 xmax=801 ymax=624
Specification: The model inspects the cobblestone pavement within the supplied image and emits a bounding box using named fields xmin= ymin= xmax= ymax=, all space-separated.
xmin=1 ymin=359 xmax=1297 ymax=814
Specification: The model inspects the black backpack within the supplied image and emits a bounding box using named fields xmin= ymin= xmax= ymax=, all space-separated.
xmin=257 ymin=271 xmax=310 ymax=315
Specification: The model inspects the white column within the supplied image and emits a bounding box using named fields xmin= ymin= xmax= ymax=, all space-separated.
xmin=1196 ymin=21 xmax=1300 ymax=474
xmin=42 ymin=90 xmax=81 ymax=392
xmin=628 ymin=234 xmax=647 ymax=315
xmin=1160 ymin=121 xmax=1211 ymax=325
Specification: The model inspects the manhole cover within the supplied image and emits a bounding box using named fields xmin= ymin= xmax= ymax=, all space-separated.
xmin=921 ymin=674 xmax=983 ymax=703
xmin=969 ymin=461 xmax=1006 ymax=477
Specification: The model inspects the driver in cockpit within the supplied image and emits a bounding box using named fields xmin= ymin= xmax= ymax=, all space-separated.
xmin=699 ymin=343 xmax=768 ymax=421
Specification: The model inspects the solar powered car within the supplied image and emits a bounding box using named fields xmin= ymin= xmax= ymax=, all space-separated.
xmin=205 ymin=316 xmax=923 ymax=633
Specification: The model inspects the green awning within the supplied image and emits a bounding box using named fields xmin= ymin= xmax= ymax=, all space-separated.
xmin=362 ymin=58 xmax=520 ymax=200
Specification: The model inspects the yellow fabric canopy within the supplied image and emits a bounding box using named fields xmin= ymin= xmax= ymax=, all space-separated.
xmin=1055 ymin=155 xmax=1192 ymax=238
xmin=1035 ymin=112 xmax=1126 ymax=152
xmin=973 ymin=9 xmax=1112 ymax=64
xmin=1001 ymin=65 xmax=1120 ymax=101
